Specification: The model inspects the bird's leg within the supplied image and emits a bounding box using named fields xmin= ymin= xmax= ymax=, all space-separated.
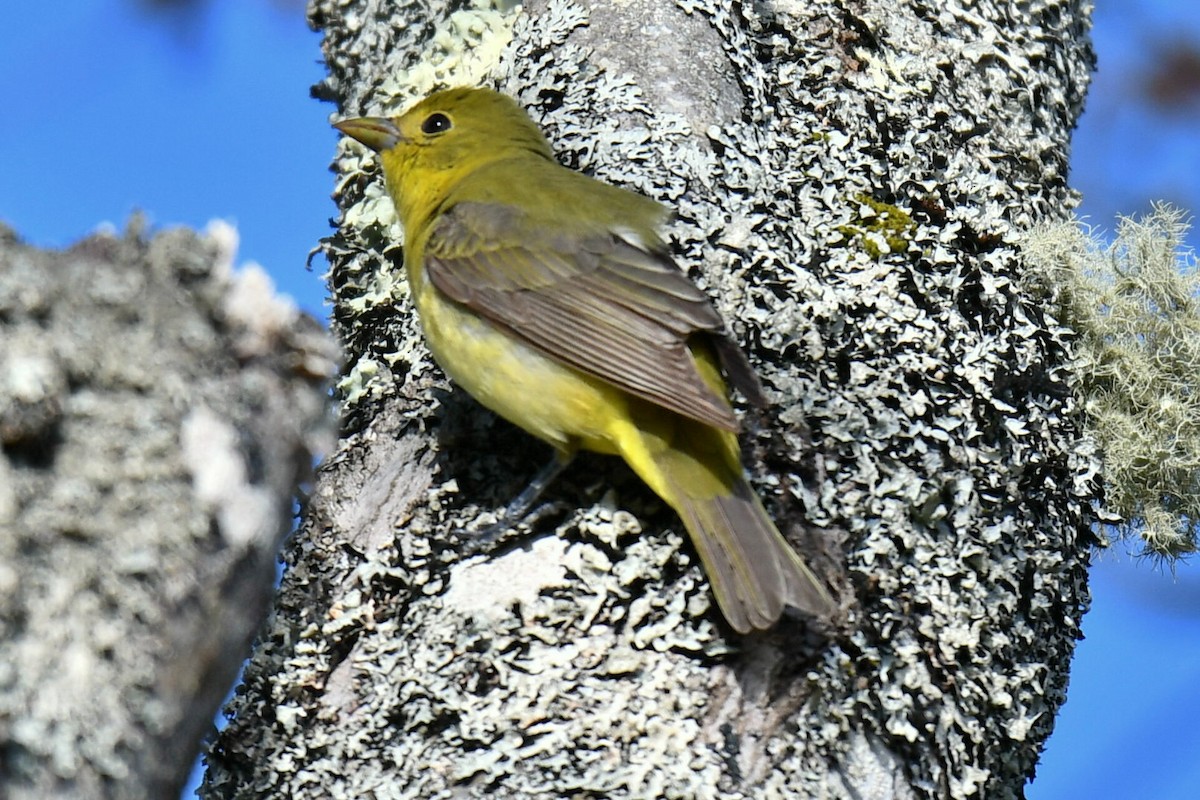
xmin=503 ymin=451 xmax=575 ymax=522
xmin=459 ymin=451 xmax=576 ymax=553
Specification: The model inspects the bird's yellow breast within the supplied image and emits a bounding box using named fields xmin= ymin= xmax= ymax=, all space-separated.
xmin=412 ymin=276 xmax=626 ymax=458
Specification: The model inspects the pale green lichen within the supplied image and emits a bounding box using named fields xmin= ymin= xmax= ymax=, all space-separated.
xmin=836 ymin=194 xmax=917 ymax=259
xmin=1023 ymin=204 xmax=1200 ymax=558
xmin=336 ymin=357 xmax=381 ymax=406
xmin=373 ymin=0 xmax=519 ymax=116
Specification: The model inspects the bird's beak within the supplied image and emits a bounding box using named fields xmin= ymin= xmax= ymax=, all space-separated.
xmin=333 ymin=117 xmax=403 ymax=152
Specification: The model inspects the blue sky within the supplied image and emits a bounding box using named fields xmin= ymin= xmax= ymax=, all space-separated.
xmin=2 ymin=2 xmax=1197 ymax=797
xmin=1 ymin=0 xmax=330 ymax=316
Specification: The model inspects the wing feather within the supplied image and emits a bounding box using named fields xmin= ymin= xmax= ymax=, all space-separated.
xmin=425 ymin=201 xmax=765 ymax=430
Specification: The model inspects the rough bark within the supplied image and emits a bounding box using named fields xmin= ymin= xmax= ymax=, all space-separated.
xmin=0 ymin=220 xmax=334 ymax=799
xmin=205 ymin=1 xmax=1098 ymax=798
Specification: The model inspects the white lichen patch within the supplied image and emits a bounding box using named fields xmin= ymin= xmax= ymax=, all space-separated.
xmin=442 ymin=536 xmax=579 ymax=621
xmin=182 ymin=406 xmax=275 ymax=549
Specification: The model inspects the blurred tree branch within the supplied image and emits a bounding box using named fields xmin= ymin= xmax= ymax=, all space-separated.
xmin=0 ymin=220 xmax=333 ymax=799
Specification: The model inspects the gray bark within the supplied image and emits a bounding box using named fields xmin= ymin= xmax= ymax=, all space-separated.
xmin=0 ymin=220 xmax=334 ymax=799
xmin=205 ymin=0 xmax=1098 ymax=798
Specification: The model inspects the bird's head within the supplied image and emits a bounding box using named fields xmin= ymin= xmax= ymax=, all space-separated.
xmin=334 ymin=87 xmax=554 ymax=225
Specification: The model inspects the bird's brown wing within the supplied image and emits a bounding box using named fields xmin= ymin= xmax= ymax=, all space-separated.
xmin=424 ymin=201 xmax=765 ymax=431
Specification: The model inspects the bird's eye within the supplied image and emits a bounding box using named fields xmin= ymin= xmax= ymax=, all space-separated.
xmin=421 ymin=112 xmax=452 ymax=135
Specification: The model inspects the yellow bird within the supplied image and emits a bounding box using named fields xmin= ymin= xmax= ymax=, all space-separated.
xmin=334 ymin=87 xmax=834 ymax=633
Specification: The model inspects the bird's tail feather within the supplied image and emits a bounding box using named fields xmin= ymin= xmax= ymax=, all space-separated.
xmin=671 ymin=472 xmax=833 ymax=634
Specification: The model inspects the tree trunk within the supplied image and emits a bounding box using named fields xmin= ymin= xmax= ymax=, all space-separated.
xmin=205 ymin=0 xmax=1098 ymax=797
xmin=0 ymin=220 xmax=333 ymax=799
